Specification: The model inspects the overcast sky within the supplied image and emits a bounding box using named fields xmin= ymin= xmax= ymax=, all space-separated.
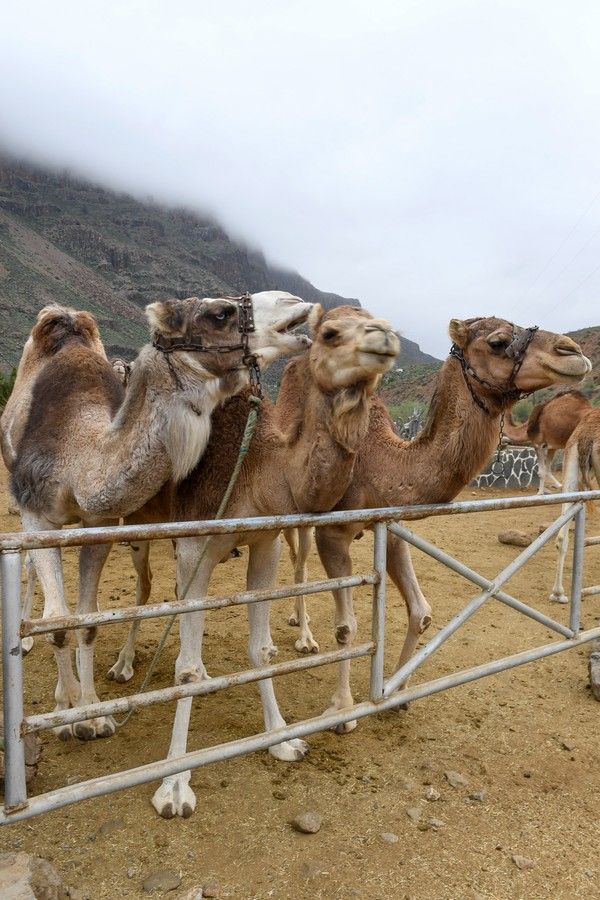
xmin=2 ymin=1 xmax=600 ymax=356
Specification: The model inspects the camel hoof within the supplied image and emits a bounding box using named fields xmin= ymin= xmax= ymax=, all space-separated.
xmin=21 ymin=636 xmax=34 ymax=656
xmin=589 ymin=654 xmax=600 ymax=701
xmin=288 ymin=613 xmax=299 ymax=626
xmin=295 ymin=635 xmax=320 ymax=654
xmin=269 ymin=738 xmax=309 ymax=762
xmin=152 ymin=779 xmax=197 ymax=819
xmin=397 ymin=701 xmax=410 ymax=711
xmin=54 ymin=724 xmax=74 ymax=741
xmin=107 ymin=659 xmax=134 ymax=683
xmin=334 ymin=720 xmax=357 ymax=735
xmin=420 ymin=615 xmax=432 ymax=632
xmin=73 ymin=716 xmax=116 ymax=741
xmin=549 ymin=592 xmax=569 ymax=604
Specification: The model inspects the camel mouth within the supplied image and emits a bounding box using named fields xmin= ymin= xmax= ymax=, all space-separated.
xmin=541 ymin=352 xmax=591 ymax=380
xmin=275 ymin=309 xmax=311 ymax=335
xmin=358 ymin=348 xmax=398 ymax=359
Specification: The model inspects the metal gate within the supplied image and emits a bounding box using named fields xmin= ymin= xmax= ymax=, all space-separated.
xmin=2 ymin=491 xmax=600 ymax=824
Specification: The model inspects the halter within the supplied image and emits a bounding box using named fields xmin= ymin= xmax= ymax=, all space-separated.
xmin=153 ymin=292 xmax=263 ymax=399
xmin=449 ymin=323 xmax=539 ymax=474
xmin=449 ymin=324 xmax=539 ymax=415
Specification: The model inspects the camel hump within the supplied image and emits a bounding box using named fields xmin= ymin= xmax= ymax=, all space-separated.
xmin=527 ymin=389 xmax=589 ymax=441
xmin=31 ymin=305 xmax=102 ymax=357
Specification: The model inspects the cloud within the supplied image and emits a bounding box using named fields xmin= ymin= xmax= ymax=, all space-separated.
xmin=2 ymin=0 xmax=600 ymax=355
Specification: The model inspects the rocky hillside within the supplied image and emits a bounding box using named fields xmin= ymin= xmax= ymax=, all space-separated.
xmin=0 ymin=156 xmax=367 ymax=366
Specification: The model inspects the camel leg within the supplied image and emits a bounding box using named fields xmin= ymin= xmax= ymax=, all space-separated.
xmin=285 ymin=527 xmax=301 ymax=623
xmin=550 ymin=445 xmax=579 ymax=603
xmin=107 ymin=541 xmax=152 ymax=683
xmin=535 ymin=444 xmax=548 ymax=494
xmin=152 ymin=535 xmax=223 ymax=819
xmin=73 ymin=540 xmax=116 ymax=739
xmin=20 ymin=510 xmax=80 ymax=741
xmin=21 ymin=553 xmax=36 ymax=655
xmin=387 ymin=534 xmax=433 ymax=701
xmin=589 ymin=639 xmax=600 ymax=701
xmin=545 ymin=449 xmax=562 ymax=489
xmin=315 ymin=525 xmax=358 ymax=734
xmin=247 ymin=536 xmax=309 ymax=761
xmin=290 ymin=528 xmax=318 ymax=654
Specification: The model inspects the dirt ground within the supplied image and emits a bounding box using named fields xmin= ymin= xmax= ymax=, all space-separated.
xmin=1 ymin=466 xmax=599 ymax=900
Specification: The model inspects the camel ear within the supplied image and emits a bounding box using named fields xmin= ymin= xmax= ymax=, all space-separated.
xmin=308 ymin=304 xmax=325 ymax=337
xmin=448 ymin=318 xmax=470 ymax=348
xmin=145 ymin=300 xmax=183 ymax=336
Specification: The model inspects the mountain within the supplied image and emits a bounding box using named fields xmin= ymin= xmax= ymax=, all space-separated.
xmin=0 ymin=156 xmax=364 ymax=367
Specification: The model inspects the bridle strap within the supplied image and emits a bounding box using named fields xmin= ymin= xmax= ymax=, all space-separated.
xmin=153 ymin=292 xmax=263 ymax=400
xmin=449 ymin=324 xmax=539 ymax=416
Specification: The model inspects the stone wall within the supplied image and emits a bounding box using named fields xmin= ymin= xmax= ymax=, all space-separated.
xmin=471 ymin=446 xmax=540 ymax=489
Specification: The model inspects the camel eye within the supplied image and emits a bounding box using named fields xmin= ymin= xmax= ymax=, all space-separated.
xmin=322 ymin=328 xmax=338 ymax=341
xmin=215 ymin=313 xmax=226 ymax=321
xmin=488 ymin=337 xmax=510 ymax=351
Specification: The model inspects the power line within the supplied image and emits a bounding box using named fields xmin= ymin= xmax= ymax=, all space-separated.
xmin=534 ymin=221 xmax=600 ymax=297
xmin=517 ymin=188 xmax=600 ymax=304
xmin=545 ymin=259 xmax=600 ymax=316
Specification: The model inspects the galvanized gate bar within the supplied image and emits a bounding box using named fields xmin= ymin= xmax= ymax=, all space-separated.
xmin=383 ymin=504 xmax=580 ymax=697
xmin=22 ymin=574 xmax=377 ymax=636
xmin=388 ymin=521 xmax=575 ymax=638
xmin=570 ymin=506 xmax=586 ymax=633
xmin=3 ymin=491 xmax=599 ymax=825
xmin=3 ymin=490 xmax=600 ymax=551
xmin=369 ymin=522 xmax=388 ymax=701
xmin=4 ymin=621 xmax=600 ymax=826
xmin=24 ymin=642 xmax=375 ymax=734
xmin=0 ymin=550 xmax=27 ymax=813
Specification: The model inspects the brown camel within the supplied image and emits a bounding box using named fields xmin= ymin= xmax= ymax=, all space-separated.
xmin=144 ymin=304 xmax=400 ymax=818
xmin=281 ymin=317 xmax=591 ymax=729
xmin=502 ymin=390 xmax=591 ymax=493
xmin=6 ymin=293 xmax=312 ymax=740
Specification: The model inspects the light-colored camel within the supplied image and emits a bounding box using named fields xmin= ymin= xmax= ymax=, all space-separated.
xmin=143 ymin=305 xmax=400 ymax=818
xmin=281 ymin=317 xmax=591 ymax=727
xmin=7 ymin=293 xmax=312 ymax=740
xmin=502 ymin=390 xmax=591 ymax=494
xmin=549 ymin=407 xmax=600 ymax=699
xmin=549 ymin=407 xmax=600 ymax=605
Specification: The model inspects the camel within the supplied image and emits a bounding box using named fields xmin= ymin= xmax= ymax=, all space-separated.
xmin=7 ymin=292 xmax=312 ymax=740
xmin=280 ymin=317 xmax=591 ymax=727
xmin=141 ymin=304 xmax=400 ymax=818
xmin=502 ymin=390 xmax=591 ymax=494
xmin=548 ymin=408 xmax=600 ymax=700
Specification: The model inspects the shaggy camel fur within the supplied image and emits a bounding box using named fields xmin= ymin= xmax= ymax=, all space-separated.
xmin=502 ymin=390 xmax=591 ymax=493
xmin=282 ymin=317 xmax=591 ymax=729
xmin=7 ymin=293 xmax=312 ymax=740
xmin=146 ymin=305 xmax=400 ymax=818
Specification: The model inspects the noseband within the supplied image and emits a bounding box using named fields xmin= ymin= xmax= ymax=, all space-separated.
xmin=449 ymin=325 xmax=539 ymax=415
xmin=153 ymin=293 xmax=262 ymax=397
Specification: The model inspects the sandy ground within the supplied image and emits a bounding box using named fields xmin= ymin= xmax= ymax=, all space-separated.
xmin=1 ymin=467 xmax=600 ymax=900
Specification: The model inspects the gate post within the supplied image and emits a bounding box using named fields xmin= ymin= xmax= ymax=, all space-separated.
xmin=569 ymin=504 xmax=586 ymax=635
xmin=370 ymin=522 xmax=387 ymax=701
xmin=1 ymin=549 xmax=28 ymax=812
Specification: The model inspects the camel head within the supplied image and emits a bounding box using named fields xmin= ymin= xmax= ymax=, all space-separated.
xmin=31 ymin=305 xmax=106 ymax=358
xmin=308 ymin=305 xmax=400 ymax=390
xmin=448 ymin=317 xmax=591 ymax=405
xmin=110 ymin=357 xmax=132 ymax=387
xmin=146 ymin=292 xmax=312 ymax=377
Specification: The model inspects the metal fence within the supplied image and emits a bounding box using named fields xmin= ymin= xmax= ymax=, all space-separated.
xmin=2 ymin=491 xmax=600 ymax=824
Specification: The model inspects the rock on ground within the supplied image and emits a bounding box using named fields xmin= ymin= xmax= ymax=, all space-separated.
xmin=0 ymin=728 xmax=42 ymax=786
xmin=498 ymin=530 xmax=532 ymax=547
xmin=444 ymin=770 xmax=469 ymax=788
xmin=290 ymin=812 xmax=322 ymax=834
xmin=142 ymin=869 xmax=182 ymax=894
xmin=0 ymin=852 xmax=71 ymax=899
